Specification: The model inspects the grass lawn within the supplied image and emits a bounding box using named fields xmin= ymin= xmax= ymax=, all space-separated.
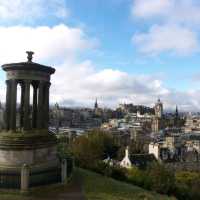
xmin=0 ymin=177 xmax=79 ymax=200
xmin=0 ymin=184 xmax=70 ymax=200
xmin=79 ymin=168 xmax=177 ymax=200
xmin=0 ymin=168 xmax=176 ymax=200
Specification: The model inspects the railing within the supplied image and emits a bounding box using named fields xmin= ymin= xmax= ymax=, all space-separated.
xmin=66 ymin=157 xmax=74 ymax=178
xmin=0 ymin=157 xmax=74 ymax=190
xmin=0 ymin=170 xmax=21 ymax=189
xmin=29 ymin=167 xmax=61 ymax=187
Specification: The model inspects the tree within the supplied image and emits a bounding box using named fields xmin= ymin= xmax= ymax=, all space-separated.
xmin=70 ymin=129 xmax=119 ymax=168
xmin=126 ymin=166 xmax=147 ymax=188
xmin=147 ymin=163 xmax=175 ymax=194
xmin=175 ymin=171 xmax=200 ymax=200
xmin=129 ymin=140 xmax=146 ymax=154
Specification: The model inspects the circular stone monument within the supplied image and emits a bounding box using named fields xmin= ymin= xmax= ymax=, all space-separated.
xmin=0 ymin=52 xmax=61 ymax=189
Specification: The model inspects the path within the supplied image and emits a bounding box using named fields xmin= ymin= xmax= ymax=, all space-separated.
xmin=57 ymin=175 xmax=85 ymax=200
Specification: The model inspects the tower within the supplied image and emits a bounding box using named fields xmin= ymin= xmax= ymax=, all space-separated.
xmin=154 ymin=98 xmax=163 ymax=118
xmin=94 ymin=98 xmax=98 ymax=109
xmin=175 ymin=105 xmax=179 ymax=118
xmin=152 ymin=99 xmax=163 ymax=133
xmin=174 ymin=105 xmax=179 ymax=127
xmin=94 ymin=98 xmax=102 ymax=117
xmin=0 ymin=52 xmax=61 ymax=189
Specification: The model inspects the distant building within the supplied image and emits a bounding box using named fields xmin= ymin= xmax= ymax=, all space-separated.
xmin=174 ymin=105 xmax=179 ymax=127
xmin=149 ymin=142 xmax=161 ymax=160
xmin=94 ymin=98 xmax=98 ymax=109
xmin=118 ymin=103 xmax=154 ymax=115
xmin=154 ymin=98 xmax=163 ymax=118
xmin=50 ymin=104 xmax=105 ymax=130
xmin=148 ymin=132 xmax=200 ymax=163
xmin=184 ymin=116 xmax=200 ymax=133
xmin=94 ymin=98 xmax=103 ymax=117
xmin=152 ymin=99 xmax=163 ymax=133
xmin=120 ymin=146 xmax=156 ymax=169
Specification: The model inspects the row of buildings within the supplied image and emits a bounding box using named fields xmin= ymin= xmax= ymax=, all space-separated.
xmin=99 ymin=99 xmax=200 ymax=170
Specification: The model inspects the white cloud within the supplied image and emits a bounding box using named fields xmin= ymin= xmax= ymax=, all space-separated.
xmin=0 ymin=26 xmax=198 ymax=111
xmin=132 ymin=24 xmax=199 ymax=55
xmin=0 ymin=17 xmax=198 ymax=111
xmin=49 ymin=58 xmax=200 ymax=111
xmin=132 ymin=0 xmax=173 ymax=18
xmin=132 ymin=0 xmax=200 ymax=25
xmin=0 ymin=24 xmax=97 ymax=64
xmin=131 ymin=0 xmax=200 ymax=55
xmin=0 ymin=23 xmax=97 ymax=104
xmin=0 ymin=0 xmax=69 ymax=22
xmin=50 ymin=59 xmax=171 ymax=108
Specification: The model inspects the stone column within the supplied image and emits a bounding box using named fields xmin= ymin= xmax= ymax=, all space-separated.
xmin=21 ymin=164 xmax=30 ymax=192
xmin=5 ymin=80 xmax=11 ymax=130
xmin=37 ymin=81 xmax=45 ymax=129
xmin=32 ymin=83 xmax=38 ymax=128
xmin=61 ymin=159 xmax=67 ymax=183
xmin=44 ymin=82 xmax=50 ymax=129
xmin=10 ymin=79 xmax=17 ymax=132
xmin=23 ymin=80 xmax=31 ymax=130
xmin=20 ymin=83 xmax=25 ymax=129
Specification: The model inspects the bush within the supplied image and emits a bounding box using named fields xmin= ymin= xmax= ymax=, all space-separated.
xmin=174 ymin=171 xmax=200 ymax=200
xmin=71 ymin=129 xmax=119 ymax=168
xmin=92 ymin=161 xmax=109 ymax=175
xmin=91 ymin=161 xmax=127 ymax=182
xmin=146 ymin=163 xmax=175 ymax=194
xmin=126 ymin=167 xmax=147 ymax=188
xmin=174 ymin=183 xmax=192 ymax=200
xmin=110 ymin=166 xmax=127 ymax=181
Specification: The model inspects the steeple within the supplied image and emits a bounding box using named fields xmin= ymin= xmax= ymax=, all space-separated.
xmin=175 ymin=105 xmax=178 ymax=117
xmin=125 ymin=146 xmax=129 ymax=158
xmin=94 ymin=98 xmax=98 ymax=109
xmin=174 ymin=105 xmax=179 ymax=127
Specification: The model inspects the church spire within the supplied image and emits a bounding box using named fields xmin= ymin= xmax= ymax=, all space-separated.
xmin=174 ymin=105 xmax=179 ymax=127
xmin=175 ymin=105 xmax=179 ymax=118
xmin=94 ymin=98 xmax=98 ymax=109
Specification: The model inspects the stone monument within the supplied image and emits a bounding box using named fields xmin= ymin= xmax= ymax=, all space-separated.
xmin=0 ymin=52 xmax=61 ymax=189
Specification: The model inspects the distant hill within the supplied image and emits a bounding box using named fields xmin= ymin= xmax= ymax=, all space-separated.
xmin=79 ymin=168 xmax=176 ymax=200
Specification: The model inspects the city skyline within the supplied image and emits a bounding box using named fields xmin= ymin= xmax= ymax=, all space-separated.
xmin=0 ymin=0 xmax=200 ymax=111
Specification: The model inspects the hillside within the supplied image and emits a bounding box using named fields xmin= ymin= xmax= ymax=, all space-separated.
xmin=79 ymin=168 xmax=176 ymax=200
xmin=0 ymin=168 xmax=176 ymax=200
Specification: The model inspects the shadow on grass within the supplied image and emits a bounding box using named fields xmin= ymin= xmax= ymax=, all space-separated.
xmin=0 ymin=172 xmax=80 ymax=200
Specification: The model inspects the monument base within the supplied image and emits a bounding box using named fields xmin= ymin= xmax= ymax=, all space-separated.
xmin=0 ymin=130 xmax=62 ymax=189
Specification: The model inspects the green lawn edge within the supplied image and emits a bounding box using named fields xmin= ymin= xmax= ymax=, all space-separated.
xmin=78 ymin=168 xmax=177 ymax=200
xmin=0 ymin=168 xmax=177 ymax=200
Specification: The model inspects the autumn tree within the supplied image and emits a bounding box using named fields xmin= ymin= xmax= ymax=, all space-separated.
xmin=70 ymin=129 xmax=119 ymax=168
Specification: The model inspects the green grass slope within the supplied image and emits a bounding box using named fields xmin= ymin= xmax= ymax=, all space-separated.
xmin=79 ymin=168 xmax=176 ymax=200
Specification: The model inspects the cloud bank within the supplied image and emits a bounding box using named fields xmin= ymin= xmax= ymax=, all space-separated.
xmin=0 ymin=22 xmax=199 ymax=111
xmin=0 ymin=24 xmax=96 ymax=64
xmin=0 ymin=0 xmax=199 ymax=111
xmin=132 ymin=0 xmax=200 ymax=56
xmin=0 ymin=0 xmax=69 ymax=23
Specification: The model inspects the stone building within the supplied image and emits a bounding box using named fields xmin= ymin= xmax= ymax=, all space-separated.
xmin=184 ymin=116 xmax=200 ymax=133
xmin=120 ymin=146 xmax=156 ymax=169
xmin=152 ymin=99 xmax=163 ymax=133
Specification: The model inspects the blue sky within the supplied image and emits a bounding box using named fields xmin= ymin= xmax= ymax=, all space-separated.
xmin=0 ymin=0 xmax=200 ymax=111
